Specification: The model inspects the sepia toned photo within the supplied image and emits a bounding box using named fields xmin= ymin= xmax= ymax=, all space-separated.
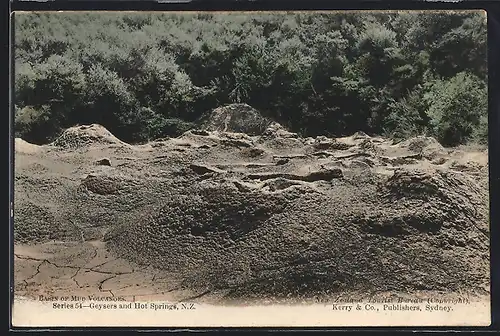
xmin=11 ymin=10 xmax=490 ymax=327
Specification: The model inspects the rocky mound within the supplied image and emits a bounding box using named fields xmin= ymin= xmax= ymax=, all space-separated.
xmin=52 ymin=124 xmax=128 ymax=149
xmin=200 ymin=104 xmax=273 ymax=136
xmin=14 ymin=125 xmax=490 ymax=302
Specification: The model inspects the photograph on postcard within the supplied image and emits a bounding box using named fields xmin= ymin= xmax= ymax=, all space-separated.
xmin=11 ymin=10 xmax=490 ymax=327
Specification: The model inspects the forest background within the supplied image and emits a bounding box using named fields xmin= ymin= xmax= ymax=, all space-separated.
xmin=13 ymin=11 xmax=488 ymax=146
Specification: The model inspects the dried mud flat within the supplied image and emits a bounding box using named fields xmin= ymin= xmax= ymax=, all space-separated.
xmin=14 ymin=117 xmax=490 ymax=305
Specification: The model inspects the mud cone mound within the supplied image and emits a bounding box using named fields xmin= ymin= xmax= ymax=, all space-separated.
xmin=52 ymin=124 xmax=128 ymax=149
xmin=106 ymin=166 xmax=489 ymax=300
xmin=201 ymin=104 xmax=273 ymax=136
xmin=398 ymin=135 xmax=448 ymax=160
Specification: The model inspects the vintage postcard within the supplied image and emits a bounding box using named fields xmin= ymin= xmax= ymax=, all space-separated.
xmin=11 ymin=10 xmax=490 ymax=327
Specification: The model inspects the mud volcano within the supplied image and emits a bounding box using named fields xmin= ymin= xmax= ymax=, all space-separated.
xmin=14 ymin=105 xmax=490 ymax=303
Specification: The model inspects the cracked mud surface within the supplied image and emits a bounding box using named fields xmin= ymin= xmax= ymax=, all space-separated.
xmin=14 ymin=120 xmax=490 ymax=304
xmin=14 ymin=241 xmax=208 ymax=303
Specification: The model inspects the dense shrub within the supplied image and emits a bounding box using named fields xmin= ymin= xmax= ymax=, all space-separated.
xmin=424 ymin=72 xmax=487 ymax=146
xmin=384 ymin=86 xmax=431 ymax=140
xmin=14 ymin=105 xmax=57 ymax=144
xmin=145 ymin=115 xmax=197 ymax=139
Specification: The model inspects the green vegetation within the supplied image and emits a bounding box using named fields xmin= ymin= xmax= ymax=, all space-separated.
xmin=14 ymin=11 xmax=487 ymax=145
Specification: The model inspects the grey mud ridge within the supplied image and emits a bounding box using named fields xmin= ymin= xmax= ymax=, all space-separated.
xmin=14 ymin=106 xmax=490 ymax=304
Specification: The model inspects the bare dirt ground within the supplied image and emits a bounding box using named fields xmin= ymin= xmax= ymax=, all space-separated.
xmin=13 ymin=109 xmax=490 ymax=305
